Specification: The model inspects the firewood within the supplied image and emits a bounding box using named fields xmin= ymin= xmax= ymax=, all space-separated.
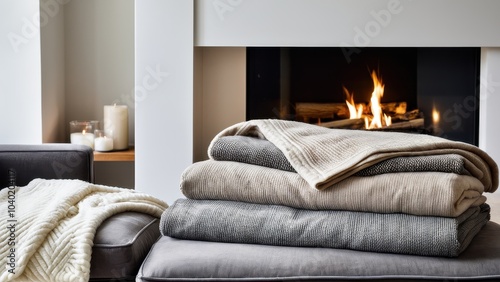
xmin=392 ymin=109 xmax=421 ymax=121
xmin=295 ymin=103 xmax=351 ymax=121
xmin=376 ymin=118 xmax=425 ymax=130
xmin=380 ymin=102 xmax=407 ymax=115
xmin=296 ymin=101 xmax=408 ymax=122
xmin=318 ymin=118 xmax=365 ymax=129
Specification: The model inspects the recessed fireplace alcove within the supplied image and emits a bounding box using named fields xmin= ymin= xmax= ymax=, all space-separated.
xmin=134 ymin=0 xmax=500 ymax=203
xmin=247 ymin=47 xmax=480 ymax=145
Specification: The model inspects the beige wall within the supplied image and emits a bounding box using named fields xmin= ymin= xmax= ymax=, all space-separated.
xmin=64 ymin=0 xmax=135 ymax=188
xmin=41 ymin=0 xmax=65 ymax=143
xmin=64 ymin=0 xmax=135 ymax=145
xmin=193 ymin=47 xmax=246 ymax=162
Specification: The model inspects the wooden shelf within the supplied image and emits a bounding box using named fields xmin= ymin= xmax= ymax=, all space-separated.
xmin=94 ymin=147 xmax=135 ymax=162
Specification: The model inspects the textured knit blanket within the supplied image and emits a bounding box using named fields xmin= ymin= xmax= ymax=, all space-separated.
xmin=160 ymin=199 xmax=490 ymax=257
xmin=181 ymin=160 xmax=486 ymax=217
xmin=212 ymin=136 xmax=473 ymax=176
xmin=208 ymin=120 xmax=498 ymax=192
xmin=0 ymin=179 xmax=167 ymax=282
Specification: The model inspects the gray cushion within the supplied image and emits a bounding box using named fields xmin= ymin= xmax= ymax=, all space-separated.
xmin=90 ymin=212 xmax=160 ymax=280
xmin=137 ymin=221 xmax=500 ymax=281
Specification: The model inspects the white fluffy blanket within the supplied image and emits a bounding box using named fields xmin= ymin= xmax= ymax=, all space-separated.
xmin=0 ymin=179 xmax=167 ymax=282
xmin=208 ymin=119 xmax=498 ymax=192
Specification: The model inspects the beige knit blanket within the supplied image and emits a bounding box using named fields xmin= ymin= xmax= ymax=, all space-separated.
xmin=0 ymin=179 xmax=167 ymax=282
xmin=208 ymin=120 xmax=498 ymax=192
xmin=182 ymin=160 xmax=486 ymax=217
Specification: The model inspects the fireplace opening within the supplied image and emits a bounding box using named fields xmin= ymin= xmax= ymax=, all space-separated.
xmin=246 ymin=47 xmax=481 ymax=145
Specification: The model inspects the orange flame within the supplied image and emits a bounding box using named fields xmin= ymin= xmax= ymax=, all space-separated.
xmin=343 ymin=86 xmax=364 ymax=119
xmin=344 ymin=70 xmax=391 ymax=129
xmin=366 ymin=71 xmax=386 ymax=129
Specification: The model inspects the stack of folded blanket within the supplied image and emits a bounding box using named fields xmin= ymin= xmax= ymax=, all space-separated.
xmin=160 ymin=119 xmax=499 ymax=257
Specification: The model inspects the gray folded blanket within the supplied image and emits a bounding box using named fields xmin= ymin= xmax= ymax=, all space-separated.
xmin=211 ymin=136 xmax=471 ymax=176
xmin=211 ymin=136 xmax=296 ymax=172
xmin=181 ymin=160 xmax=486 ymax=217
xmin=161 ymin=199 xmax=490 ymax=257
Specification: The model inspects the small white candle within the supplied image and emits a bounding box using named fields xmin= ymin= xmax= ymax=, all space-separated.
xmin=104 ymin=104 xmax=128 ymax=150
xmin=94 ymin=136 xmax=114 ymax=151
xmin=70 ymin=131 xmax=95 ymax=149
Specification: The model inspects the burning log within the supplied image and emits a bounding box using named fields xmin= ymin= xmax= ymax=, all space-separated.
xmin=319 ymin=118 xmax=365 ymax=129
xmin=380 ymin=102 xmax=407 ymax=116
xmin=383 ymin=118 xmax=424 ymax=130
xmin=392 ymin=109 xmax=421 ymax=122
xmin=295 ymin=102 xmax=408 ymax=122
xmin=296 ymin=71 xmax=424 ymax=132
xmin=295 ymin=102 xmax=424 ymax=132
xmin=295 ymin=103 xmax=350 ymax=122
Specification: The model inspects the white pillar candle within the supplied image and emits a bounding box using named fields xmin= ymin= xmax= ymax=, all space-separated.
xmin=94 ymin=136 xmax=114 ymax=151
xmin=70 ymin=132 xmax=95 ymax=149
xmin=104 ymin=104 xmax=129 ymax=150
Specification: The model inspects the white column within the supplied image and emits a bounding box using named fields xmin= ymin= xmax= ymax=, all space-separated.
xmin=0 ymin=0 xmax=42 ymax=144
xmin=479 ymin=48 xmax=500 ymax=165
xmin=135 ymin=0 xmax=193 ymax=203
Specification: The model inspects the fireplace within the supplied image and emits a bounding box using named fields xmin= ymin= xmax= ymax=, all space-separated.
xmin=247 ymin=47 xmax=480 ymax=145
xmin=135 ymin=0 xmax=500 ymax=203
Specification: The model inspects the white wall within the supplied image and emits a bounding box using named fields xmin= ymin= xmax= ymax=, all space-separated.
xmin=479 ymin=48 xmax=500 ymax=165
xmin=135 ymin=0 xmax=193 ymax=203
xmin=195 ymin=0 xmax=500 ymax=47
xmin=0 ymin=0 xmax=42 ymax=144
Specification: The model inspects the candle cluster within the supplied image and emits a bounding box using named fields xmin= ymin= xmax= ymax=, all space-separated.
xmin=69 ymin=105 xmax=128 ymax=152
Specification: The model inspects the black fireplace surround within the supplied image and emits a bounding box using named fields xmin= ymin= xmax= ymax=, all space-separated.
xmin=247 ymin=47 xmax=480 ymax=145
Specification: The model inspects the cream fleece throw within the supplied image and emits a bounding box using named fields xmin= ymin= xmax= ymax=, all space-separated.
xmin=208 ymin=120 xmax=498 ymax=192
xmin=181 ymin=160 xmax=486 ymax=217
xmin=0 ymin=179 xmax=167 ymax=282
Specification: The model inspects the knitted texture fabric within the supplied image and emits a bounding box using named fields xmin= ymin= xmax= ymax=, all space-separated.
xmin=210 ymin=136 xmax=471 ymax=176
xmin=160 ymin=199 xmax=490 ymax=257
xmin=0 ymin=179 xmax=167 ymax=282
xmin=181 ymin=160 xmax=486 ymax=217
xmin=355 ymin=154 xmax=469 ymax=176
xmin=207 ymin=120 xmax=498 ymax=192
xmin=210 ymin=136 xmax=296 ymax=172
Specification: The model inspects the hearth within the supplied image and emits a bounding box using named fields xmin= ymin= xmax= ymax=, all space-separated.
xmin=247 ymin=47 xmax=480 ymax=145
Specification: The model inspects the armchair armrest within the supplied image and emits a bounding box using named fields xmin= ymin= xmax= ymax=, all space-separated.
xmin=0 ymin=144 xmax=93 ymax=188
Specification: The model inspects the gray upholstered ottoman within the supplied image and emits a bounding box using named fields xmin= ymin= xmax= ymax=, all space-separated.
xmin=137 ymin=221 xmax=500 ymax=282
xmin=91 ymin=212 xmax=160 ymax=281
